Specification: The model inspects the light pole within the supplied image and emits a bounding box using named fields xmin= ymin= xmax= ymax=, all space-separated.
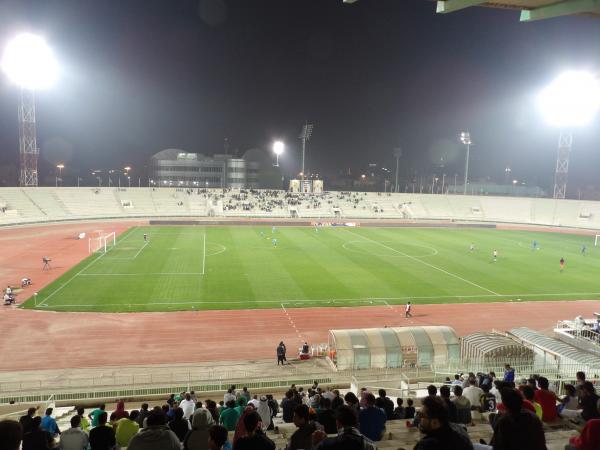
xmin=393 ymin=147 xmax=402 ymax=193
xmin=460 ymin=131 xmax=472 ymax=195
xmin=299 ymin=123 xmax=314 ymax=181
xmin=537 ymin=71 xmax=600 ymax=199
xmin=504 ymin=167 xmax=511 ymax=185
xmin=1 ymin=33 xmax=58 ymax=187
xmin=55 ymin=163 xmax=64 ymax=187
xmin=441 ymin=173 xmax=446 ymax=194
xmin=273 ymin=141 xmax=284 ymax=167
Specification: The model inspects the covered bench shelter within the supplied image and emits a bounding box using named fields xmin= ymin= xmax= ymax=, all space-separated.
xmin=328 ymin=326 xmax=460 ymax=370
xmin=461 ymin=332 xmax=535 ymax=372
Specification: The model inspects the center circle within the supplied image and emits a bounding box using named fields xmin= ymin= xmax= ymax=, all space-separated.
xmin=342 ymin=240 xmax=438 ymax=258
xmin=206 ymin=243 xmax=226 ymax=256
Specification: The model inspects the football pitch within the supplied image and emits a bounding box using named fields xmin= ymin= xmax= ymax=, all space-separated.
xmin=22 ymin=225 xmax=600 ymax=312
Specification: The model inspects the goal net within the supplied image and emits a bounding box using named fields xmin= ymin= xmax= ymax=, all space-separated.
xmin=88 ymin=232 xmax=116 ymax=254
xmin=595 ymin=235 xmax=600 ymax=247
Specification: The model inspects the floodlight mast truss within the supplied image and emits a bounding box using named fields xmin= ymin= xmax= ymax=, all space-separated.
xmin=299 ymin=123 xmax=314 ymax=181
xmin=553 ymin=131 xmax=573 ymax=199
xmin=18 ymin=89 xmax=39 ymax=186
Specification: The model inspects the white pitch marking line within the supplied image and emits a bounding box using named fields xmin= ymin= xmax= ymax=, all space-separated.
xmin=131 ymin=241 xmax=149 ymax=260
xmin=202 ymin=231 xmax=206 ymax=275
xmin=79 ymin=272 xmax=204 ymax=276
xmin=344 ymin=229 xmax=501 ymax=296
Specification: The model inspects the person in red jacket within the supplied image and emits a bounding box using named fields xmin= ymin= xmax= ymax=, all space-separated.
xmin=566 ymin=419 xmax=600 ymax=450
xmin=533 ymin=377 xmax=558 ymax=422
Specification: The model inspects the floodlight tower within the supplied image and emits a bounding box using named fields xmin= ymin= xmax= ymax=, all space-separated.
xmin=538 ymin=71 xmax=600 ymax=199
xmin=1 ymin=33 xmax=58 ymax=187
xmin=299 ymin=123 xmax=314 ymax=181
xmin=460 ymin=131 xmax=472 ymax=195
xmin=273 ymin=141 xmax=284 ymax=167
xmin=393 ymin=147 xmax=402 ymax=193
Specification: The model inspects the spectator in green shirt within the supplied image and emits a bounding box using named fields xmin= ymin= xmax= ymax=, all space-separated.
xmin=88 ymin=404 xmax=106 ymax=428
xmin=219 ymin=400 xmax=240 ymax=431
xmin=114 ymin=410 xmax=140 ymax=447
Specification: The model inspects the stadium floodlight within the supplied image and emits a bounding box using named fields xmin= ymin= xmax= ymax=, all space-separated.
xmin=55 ymin=163 xmax=64 ymax=187
xmin=537 ymin=71 xmax=600 ymax=198
xmin=273 ymin=140 xmax=284 ymax=167
xmin=2 ymin=33 xmax=59 ymax=187
xmin=299 ymin=123 xmax=314 ymax=181
xmin=460 ymin=131 xmax=472 ymax=195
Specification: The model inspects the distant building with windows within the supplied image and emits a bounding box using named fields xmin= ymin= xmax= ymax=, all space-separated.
xmin=149 ymin=149 xmax=262 ymax=189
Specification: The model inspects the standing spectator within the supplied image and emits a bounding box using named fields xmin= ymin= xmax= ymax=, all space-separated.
xmin=411 ymin=396 xmax=473 ymax=450
xmin=114 ymin=410 xmax=140 ymax=448
xmin=377 ymin=389 xmax=395 ymax=420
xmin=223 ymin=389 xmax=236 ymax=404
xmin=208 ymin=424 xmax=232 ymax=450
xmin=491 ymin=388 xmax=546 ymax=450
xmin=534 ymin=377 xmax=558 ymax=422
xmin=113 ymin=400 xmax=128 ymax=420
xmin=439 ymin=385 xmax=458 ymax=423
xmin=206 ymin=400 xmax=220 ymax=424
xmin=312 ymin=405 xmax=377 ymax=450
xmin=22 ymin=416 xmax=53 ymax=450
xmin=233 ymin=411 xmax=275 ymax=450
xmin=281 ymin=390 xmax=298 ymax=423
xmin=239 ymin=387 xmax=251 ymax=402
xmin=75 ymin=407 xmax=90 ymax=432
xmin=40 ymin=408 xmax=60 ymax=436
xmin=331 ymin=390 xmax=344 ymax=410
xmin=180 ymin=393 xmax=196 ymax=420
xmin=127 ymin=410 xmax=181 ymax=450
xmin=219 ymin=400 xmax=239 ymax=431
xmin=266 ymin=394 xmax=279 ymax=421
xmin=167 ymin=394 xmax=176 ymax=407
xmin=59 ymin=415 xmax=88 ymax=450
xmin=317 ymin=398 xmax=337 ymax=434
xmin=137 ymin=403 xmax=150 ymax=428
xmin=19 ymin=407 xmax=37 ymax=434
xmin=256 ymin=396 xmax=272 ymax=430
xmin=184 ymin=408 xmax=214 ymax=450
xmin=358 ymin=393 xmax=386 ymax=442
xmin=88 ymin=404 xmax=106 ymax=428
xmin=463 ymin=379 xmax=484 ymax=411
xmin=169 ymin=407 xmax=191 ymax=442
xmin=566 ymin=418 xmax=600 ymax=450
xmin=286 ymin=404 xmax=317 ymax=450
xmin=503 ymin=364 xmax=515 ymax=383
xmin=89 ymin=412 xmax=116 ymax=450
xmin=0 ymin=419 xmax=23 ymax=450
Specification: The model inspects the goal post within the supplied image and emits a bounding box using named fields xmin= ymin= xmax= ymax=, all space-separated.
xmin=595 ymin=235 xmax=600 ymax=247
xmin=88 ymin=231 xmax=116 ymax=254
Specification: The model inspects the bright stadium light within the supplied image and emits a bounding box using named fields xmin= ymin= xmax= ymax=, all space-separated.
xmin=273 ymin=140 xmax=284 ymax=167
xmin=1 ymin=33 xmax=58 ymax=90
xmin=537 ymin=71 xmax=600 ymax=199
xmin=538 ymin=71 xmax=600 ymax=127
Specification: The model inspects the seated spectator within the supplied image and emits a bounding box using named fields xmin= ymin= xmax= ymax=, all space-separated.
xmin=331 ymin=390 xmax=344 ymax=410
xmin=219 ymin=400 xmax=239 ymax=431
xmin=358 ymin=393 xmax=386 ymax=441
xmin=520 ymin=385 xmax=543 ymax=420
xmin=439 ymin=385 xmax=458 ymax=423
xmin=566 ymin=418 xmax=600 ymax=450
xmin=359 ymin=388 xmax=370 ymax=408
xmin=560 ymin=384 xmax=580 ymax=412
xmin=19 ymin=407 xmax=37 ymax=435
xmin=313 ymin=405 xmax=377 ymax=450
xmin=378 ymin=389 xmax=395 ymax=420
xmin=40 ymin=408 xmax=60 ymax=436
xmin=287 ymin=404 xmax=317 ymax=450
xmin=88 ymin=404 xmax=106 ymax=428
xmin=59 ymin=415 xmax=88 ymax=450
xmin=127 ymin=409 xmax=180 ymax=450
xmin=452 ymin=386 xmax=473 ymax=426
xmin=317 ymin=398 xmax=337 ymax=434
xmin=208 ymin=424 xmax=232 ymax=450
xmin=404 ymin=398 xmax=416 ymax=419
xmin=169 ymin=407 xmax=191 ymax=442
xmin=534 ymin=377 xmax=558 ymax=422
xmin=184 ymin=408 xmax=215 ymax=450
xmin=0 ymin=419 xmax=23 ymax=450
xmin=89 ymin=412 xmax=116 ymax=450
xmin=580 ymin=382 xmax=600 ymax=422
xmin=238 ymin=387 xmax=251 ymax=402
xmin=491 ymin=388 xmax=546 ymax=450
xmin=233 ymin=411 xmax=275 ymax=450
xmin=411 ymin=396 xmax=473 ymax=450
xmin=75 ymin=407 xmax=90 ymax=432
xmin=137 ymin=403 xmax=150 ymax=428
xmin=22 ymin=416 xmax=53 ymax=450
xmin=393 ymin=398 xmax=405 ymax=419
xmin=344 ymin=392 xmax=360 ymax=413
xmin=281 ymin=390 xmax=298 ymax=423
xmin=463 ymin=378 xmax=484 ymax=411
xmin=115 ymin=410 xmax=140 ymax=447
xmin=479 ymin=383 xmax=497 ymax=413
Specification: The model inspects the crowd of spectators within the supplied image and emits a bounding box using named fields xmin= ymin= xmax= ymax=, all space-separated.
xmin=1 ymin=371 xmax=599 ymax=450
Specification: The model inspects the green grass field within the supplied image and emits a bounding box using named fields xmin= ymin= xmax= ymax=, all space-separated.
xmin=21 ymin=225 xmax=600 ymax=312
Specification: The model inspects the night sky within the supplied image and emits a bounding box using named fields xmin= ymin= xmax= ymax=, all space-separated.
xmin=0 ymin=0 xmax=599 ymax=191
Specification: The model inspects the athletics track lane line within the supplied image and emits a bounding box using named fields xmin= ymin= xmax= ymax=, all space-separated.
xmin=344 ymin=229 xmax=501 ymax=296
